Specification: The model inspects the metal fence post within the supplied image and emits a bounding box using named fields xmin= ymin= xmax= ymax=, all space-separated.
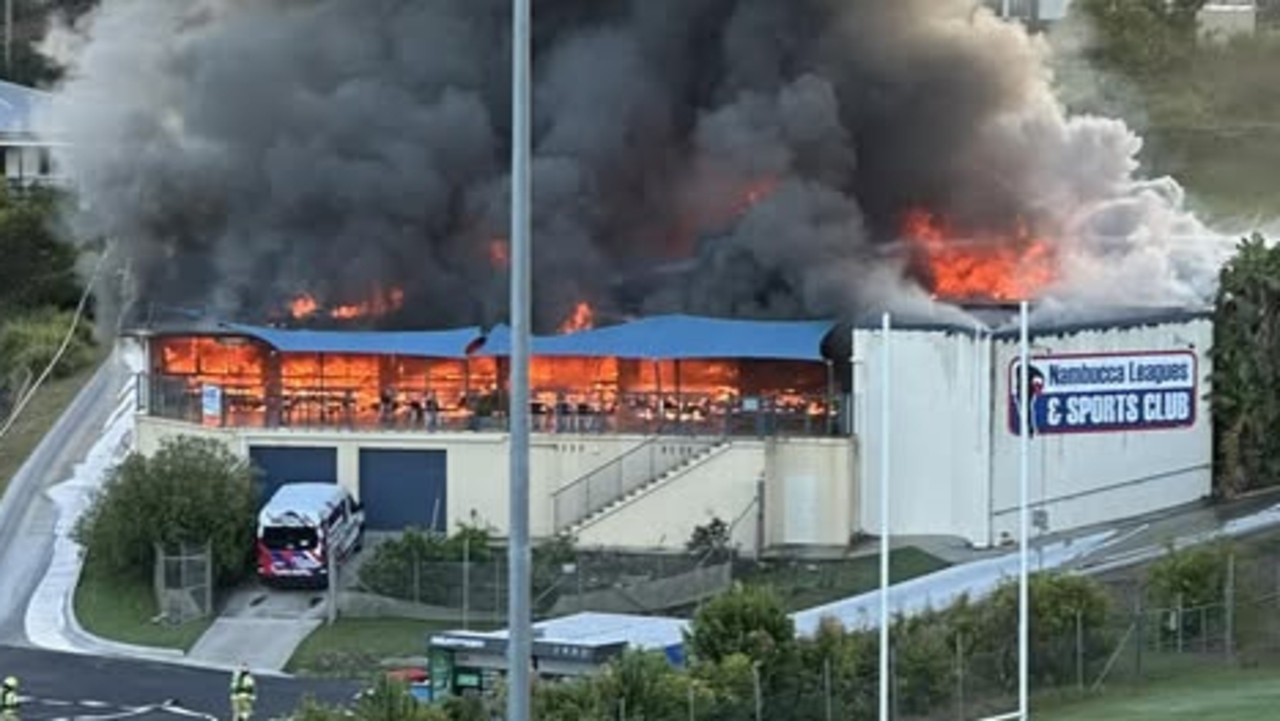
xmin=327 ymin=545 xmax=337 ymax=625
xmin=824 ymin=656 xmax=833 ymax=721
xmin=688 ymin=681 xmax=695 ymax=721
xmin=955 ymin=632 xmax=965 ymax=721
xmin=1176 ymin=594 xmax=1184 ymax=654
xmin=462 ymin=536 xmax=471 ymax=630
xmin=752 ymin=662 xmax=763 ymax=721
xmin=1076 ymin=609 xmax=1084 ymax=693
xmin=1134 ymin=597 xmax=1145 ymax=680
xmin=413 ymin=549 xmax=422 ymax=604
xmin=1226 ymin=552 xmax=1236 ymax=660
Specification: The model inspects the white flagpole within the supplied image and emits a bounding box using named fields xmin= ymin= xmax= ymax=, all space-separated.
xmin=879 ymin=311 xmax=891 ymax=721
xmin=1018 ymin=300 xmax=1030 ymax=720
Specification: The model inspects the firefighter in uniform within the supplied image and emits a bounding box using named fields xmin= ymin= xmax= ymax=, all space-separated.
xmin=1 ymin=676 xmax=19 ymax=720
xmin=230 ymin=663 xmax=256 ymax=721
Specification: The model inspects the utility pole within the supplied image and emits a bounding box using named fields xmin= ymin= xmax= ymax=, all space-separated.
xmin=505 ymin=0 xmax=533 ymax=718
xmin=879 ymin=312 xmax=892 ymax=721
xmin=5 ymin=0 xmax=12 ymax=77
xmin=1018 ymin=300 xmax=1031 ymax=720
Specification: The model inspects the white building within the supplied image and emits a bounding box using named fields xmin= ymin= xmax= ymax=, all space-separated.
xmin=852 ymin=306 xmax=1213 ymax=548
xmin=0 ymin=79 xmax=64 ymax=188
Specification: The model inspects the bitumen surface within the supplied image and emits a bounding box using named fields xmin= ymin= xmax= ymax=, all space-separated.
xmin=0 ymin=357 xmax=124 ymax=644
xmin=0 ymin=644 xmax=359 ymax=720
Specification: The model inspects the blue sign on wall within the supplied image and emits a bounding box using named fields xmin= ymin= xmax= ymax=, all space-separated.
xmin=1008 ymin=351 xmax=1197 ymax=435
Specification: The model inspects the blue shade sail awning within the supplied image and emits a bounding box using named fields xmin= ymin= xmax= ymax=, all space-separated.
xmin=478 ymin=315 xmax=835 ymax=361
xmin=222 ymin=323 xmax=486 ymax=359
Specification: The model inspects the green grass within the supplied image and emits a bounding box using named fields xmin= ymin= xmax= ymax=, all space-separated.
xmin=0 ymin=358 xmax=102 ymax=497
xmin=1040 ymin=665 xmax=1280 ymax=721
xmin=288 ymin=618 xmax=490 ymax=678
xmin=73 ymin=559 xmax=213 ymax=651
xmin=738 ymin=547 xmax=951 ymax=612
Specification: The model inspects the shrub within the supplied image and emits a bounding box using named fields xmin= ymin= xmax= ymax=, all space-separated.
xmin=1146 ymin=541 xmax=1232 ymax=608
xmin=686 ymin=583 xmax=796 ymax=668
xmin=355 ymin=676 xmax=449 ymax=721
xmin=970 ymin=573 xmax=1114 ymax=690
xmin=358 ymin=524 xmax=495 ymax=603
xmin=73 ymin=435 xmax=257 ymax=586
xmin=0 ymin=307 xmax=96 ymax=386
xmin=687 ymin=517 xmax=733 ymax=563
xmin=1146 ymin=541 xmax=1234 ymax=643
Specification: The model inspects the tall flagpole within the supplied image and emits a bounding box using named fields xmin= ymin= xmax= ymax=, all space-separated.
xmin=879 ymin=312 xmax=891 ymax=721
xmin=1018 ymin=300 xmax=1030 ymax=720
xmin=506 ymin=0 xmax=533 ymax=718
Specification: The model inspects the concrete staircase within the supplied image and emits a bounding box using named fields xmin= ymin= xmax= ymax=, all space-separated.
xmin=565 ymin=441 xmax=730 ymax=535
xmin=551 ymin=436 xmax=727 ymax=532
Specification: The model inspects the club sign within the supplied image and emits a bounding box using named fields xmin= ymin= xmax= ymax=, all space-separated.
xmin=1008 ymin=351 xmax=1197 ymax=435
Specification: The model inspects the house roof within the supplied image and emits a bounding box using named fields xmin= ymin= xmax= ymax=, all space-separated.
xmin=462 ymin=612 xmax=688 ymax=651
xmin=478 ymin=315 xmax=835 ymax=361
xmin=223 ymin=322 xmax=485 ymax=359
xmin=846 ymin=304 xmax=1212 ymax=338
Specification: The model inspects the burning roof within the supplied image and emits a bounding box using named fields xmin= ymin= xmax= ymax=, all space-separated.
xmin=46 ymin=0 xmax=1231 ymax=334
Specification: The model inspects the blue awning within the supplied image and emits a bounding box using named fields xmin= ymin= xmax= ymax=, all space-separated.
xmin=478 ymin=315 xmax=834 ymax=361
xmin=222 ymin=323 xmax=485 ymax=359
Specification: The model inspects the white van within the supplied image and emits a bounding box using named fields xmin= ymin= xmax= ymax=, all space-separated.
xmin=256 ymin=482 xmax=365 ymax=588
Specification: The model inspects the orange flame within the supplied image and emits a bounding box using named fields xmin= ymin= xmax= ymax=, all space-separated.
xmin=287 ymin=287 xmax=406 ymax=321
xmin=557 ymin=301 xmax=595 ymax=334
xmin=330 ymin=287 xmax=406 ymax=320
xmin=901 ymin=208 xmax=1056 ymax=302
xmin=488 ymin=238 xmax=510 ymax=269
xmin=289 ymin=294 xmax=319 ymax=320
xmin=732 ymin=177 xmax=780 ymax=219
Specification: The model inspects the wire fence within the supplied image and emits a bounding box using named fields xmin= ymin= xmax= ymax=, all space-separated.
xmin=424 ymin=549 xmax=1280 ymax=720
xmin=345 ymin=547 xmax=734 ymax=627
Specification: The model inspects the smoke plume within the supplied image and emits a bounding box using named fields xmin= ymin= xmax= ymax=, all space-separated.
xmin=38 ymin=0 xmax=1235 ymax=331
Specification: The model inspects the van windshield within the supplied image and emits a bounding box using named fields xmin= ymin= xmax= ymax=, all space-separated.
xmin=261 ymin=526 xmax=319 ymax=551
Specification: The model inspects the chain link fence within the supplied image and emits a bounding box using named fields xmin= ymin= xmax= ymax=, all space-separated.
xmin=345 ymin=546 xmax=733 ymax=628
xmin=153 ymin=541 xmax=213 ymax=625
xmin=688 ymin=551 xmax=1280 ymax=721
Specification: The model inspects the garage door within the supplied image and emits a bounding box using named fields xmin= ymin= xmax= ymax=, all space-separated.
xmin=358 ymin=449 xmax=448 ymax=532
xmin=248 ymin=446 xmax=338 ymax=507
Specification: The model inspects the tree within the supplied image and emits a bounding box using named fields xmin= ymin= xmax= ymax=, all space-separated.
xmin=686 ymin=583 xmax=800 ymax=718
xmin=0 ymin=190 xmax=82 ymax=314
xmin=686 ymin=584 xmax=795 ymax=667
xmin=74 ymin=435 xmax=258 ymax=585
xmin=1073 ymin=0 xmax=1207 ymax=77
xmin=1212 ymin=233 xmax=1280 ymax=496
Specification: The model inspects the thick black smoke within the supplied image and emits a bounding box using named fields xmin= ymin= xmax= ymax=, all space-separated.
xmin=39 ymin=0 xmax=1231 ymax=331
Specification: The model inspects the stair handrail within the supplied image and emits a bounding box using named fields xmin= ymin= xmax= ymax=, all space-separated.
xmin=552 ymin=433 xmax=724 ymax=530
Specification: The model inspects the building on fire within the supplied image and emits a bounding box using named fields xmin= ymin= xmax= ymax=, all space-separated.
xmin=127 ymin=305 xmax=1214 ymax=552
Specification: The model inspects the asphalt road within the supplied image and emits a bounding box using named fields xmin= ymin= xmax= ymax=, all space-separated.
xmin=0 ymin=645 xmax=359 ymax=721
xmin=0 ymin=355 xmax=125 ymax=644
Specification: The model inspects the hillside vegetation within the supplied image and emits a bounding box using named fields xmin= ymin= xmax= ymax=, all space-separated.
xmin=1062 ymin=0 xmax=1280 ymax=220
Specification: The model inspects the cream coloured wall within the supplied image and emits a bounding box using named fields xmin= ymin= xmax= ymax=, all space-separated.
xmin=574 ymin=442 xmax=767 ymax=551
xmin=766 ymin=436 xmax=857 ymax=547
xmin=133 ymin=418 xmax=680 ymax=539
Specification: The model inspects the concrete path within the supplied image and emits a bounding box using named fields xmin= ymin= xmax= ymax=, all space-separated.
xmin=186 ymin=586 xmax=328 ymax=671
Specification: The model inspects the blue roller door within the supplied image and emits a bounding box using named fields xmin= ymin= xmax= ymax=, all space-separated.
xmin=249 ymin=446 xmax=338 ymax=506
xmin=358 ymin=449 xmax=447 ymax=532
